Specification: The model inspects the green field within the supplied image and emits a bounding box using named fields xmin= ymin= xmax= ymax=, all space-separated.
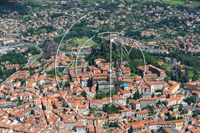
xmin=31 ymin=54 xmax=42 ymax=61
xmin=189 ymin=71 xmax=194 ymax=79
xmin=162 ymin=0 xmax=171 ymax=4
xmin=32 ymin=61 xmax=37 ymax=64
xmin=75 ymin=37 xmax=97 ymax=46
xmin=164 ymin=62 xmax=172 ymax=67
xmin=131 ymin=73 xmax=138 ymax=77
xmin=170 ymin=1 xmax=185 ymax=5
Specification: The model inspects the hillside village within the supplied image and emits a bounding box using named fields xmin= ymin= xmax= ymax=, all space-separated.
xmin=0 ymin=46 xmax=199 ymax=132
xmin=1 ymin=0 xmax=200 ymax=54
xmin=1 ymin=0 xmax=200 ymax=133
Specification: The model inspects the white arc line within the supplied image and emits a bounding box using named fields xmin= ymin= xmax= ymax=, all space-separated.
xmin=55 ymin=11 xmax=147 ymax=118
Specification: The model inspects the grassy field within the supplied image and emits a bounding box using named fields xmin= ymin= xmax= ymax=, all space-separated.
xmin=162 ymin=0 xmax=171 ymax=4
xmin=75 ymin=37 xmax=97 ymax=46
xmin=189 ymin=71 xmax=194 ymax=79
xmin=32 ymin=61 xmax=37 ymax=64
xmin=32 ymin=54 xmax=42 ymax=61
xmin=170 ymin=1 xmax=185 ymax=5
xmin=131 ymin=73 xmax=138 ymax=77
xmin=164 ymin=62 xmax=172 ymax=67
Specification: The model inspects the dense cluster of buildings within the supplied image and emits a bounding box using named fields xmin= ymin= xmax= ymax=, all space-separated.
xmin=0 ymin=0 xmax=200 ymax=132
xmin=0 ymin=48 xmax=198 ymax=132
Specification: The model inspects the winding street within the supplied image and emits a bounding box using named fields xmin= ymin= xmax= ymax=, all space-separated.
xmin=23 ymin=43 xmax=43 ymax=68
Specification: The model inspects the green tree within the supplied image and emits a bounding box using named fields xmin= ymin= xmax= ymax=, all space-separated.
xmin=109 ymin=122 xmax=118 ymax=127
xmin=103 ymin=104 xmax=120 ymax=114
xmin=170 ymin=106 xmax=174 ymax=111
xmin=179 ymin=105 xmax=183 ymax=111
xmin=81 ymin=91 xmax=86 ymax=97
xmin=193 ymin=112 xmax=198 ymax=117
xmin=115 ymin=80 xmax=123 ymax=86
xmin=184 ymin=89 xmax=188 ymax=97
xmin=133 ymin=91 xmax=141 ymax=100
xmin=177 ymin=116 xmax=183 ymax=119
xmin=64 ymin=80 xmax=70 ymax=87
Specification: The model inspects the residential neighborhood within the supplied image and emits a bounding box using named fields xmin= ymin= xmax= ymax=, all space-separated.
xmin=1 ymin=0 xmax=200 ymax=133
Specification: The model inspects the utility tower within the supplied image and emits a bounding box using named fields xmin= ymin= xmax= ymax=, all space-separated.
xmin=109 ymin=33 xmax=113 ymax=103
xmin=121 ymin=39 xmax=123 ymax=65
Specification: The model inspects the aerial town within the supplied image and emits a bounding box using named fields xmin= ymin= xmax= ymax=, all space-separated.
xmin=1 ymin=0 xmax=200 ymax=133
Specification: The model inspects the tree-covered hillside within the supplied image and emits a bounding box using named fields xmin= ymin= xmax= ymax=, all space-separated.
xmin=85 ymin=40 xmax=160 ymax=75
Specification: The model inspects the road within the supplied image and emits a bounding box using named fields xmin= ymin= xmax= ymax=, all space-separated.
xmin=155 ymin=109 xmax=161 ymax=121
xmin=0 ymin=43 xmax=26 ymax=49
xmin=23 ymin=43 xmax=43 ymax=68
xmin=25 ymin=54 xmax=40 ymax=67
xmin=0 ymin=43 xmax=28 ymax=55
xmin=0 ymin=41 xmax=43 ymax=68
